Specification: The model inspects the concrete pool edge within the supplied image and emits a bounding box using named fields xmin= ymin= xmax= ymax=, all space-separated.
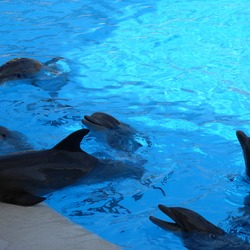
xmin=0 ymin=202 xmax=120 ymax=250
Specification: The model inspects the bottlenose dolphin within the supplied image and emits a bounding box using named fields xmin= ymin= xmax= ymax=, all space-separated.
xmin=0 ymin=128 xmax=99 ymax=206
xmin=0 ymin=57 xmax=64 ymax=84
xmin=82 ymin=112 xmax=150 ymax=152
xmin=0 ymin=126 xmax=33 ymax=155
xmin=150 ymin=205 xmax=250 ymax=249
xmin=236 ymin=130 xmax=250 ymax=178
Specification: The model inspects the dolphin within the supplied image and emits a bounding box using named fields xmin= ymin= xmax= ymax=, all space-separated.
xmin=0 ymin=128 xmax=144 ymax=206
xmin=150 ymin=205 xmax=224 ymax=235
xmin=0 ymin=58 xmax=42 ymax=83
xmin=150 ymin=205 xmax=250 ymax=249
xmin=0 ymin=128 xmax=99 ymax=206
xmin=0 ymin=57 xmax=64 ymax=84
xmin=82 ymin=112 xmax=150 ymax=152
xmin=236 ymin=130 xmax=250 ymax=178
xmin=0 ymin=126 xmax=33 ymax=155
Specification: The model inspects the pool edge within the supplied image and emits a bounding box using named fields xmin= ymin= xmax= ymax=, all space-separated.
xmin=0 ymin=202 xmax=120 ymax=250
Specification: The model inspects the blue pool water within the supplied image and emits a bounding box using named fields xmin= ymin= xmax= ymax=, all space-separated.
xmin=1 ymin=0 xmax=250 ymax=249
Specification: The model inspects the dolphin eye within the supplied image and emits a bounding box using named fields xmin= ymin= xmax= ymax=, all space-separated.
xmin=1 ymin=133 xmax=6 ymax=139
xmin=17 ymin=73 xmax=22 ymax=78
xmin=209 ymin=234 xmax=217 ymax=239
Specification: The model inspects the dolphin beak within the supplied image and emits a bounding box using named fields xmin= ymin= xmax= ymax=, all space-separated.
xmin=82 ymin=115 xmax=106 ymax=131
xmin=149 ymin=205 xmax=182 ymax=232
xmin=236 ymin=130 xmax=248 ymax=147
xmin=84 ymin=115 xmax=95 ymax=123
xmin=82 ymin=115 xmax=103 ymax=126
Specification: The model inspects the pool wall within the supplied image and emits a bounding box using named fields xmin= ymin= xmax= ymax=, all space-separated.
xmin=0 ymin=202 xmax=120 ymax=250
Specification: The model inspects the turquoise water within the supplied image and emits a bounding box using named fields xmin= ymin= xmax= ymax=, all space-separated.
xmin=1 ymin=0 xmax=250 ymax=249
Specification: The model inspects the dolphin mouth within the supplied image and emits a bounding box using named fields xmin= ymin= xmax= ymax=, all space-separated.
xmin=149 ymin=205 xmax=182 ymax=231
xmin=236 ymin=130 xmax=248 ymax=147
xmin=83 ymin=115 xmax=104 ymax=127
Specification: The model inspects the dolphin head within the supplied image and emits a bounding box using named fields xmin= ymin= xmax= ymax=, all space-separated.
xmin=0 ymin=126 xmax=34 ymax=155
xmin=82 ymin=112 xmax=121 ymax=132
xmin=236 ymin=130 xmax=250 ymax=178
xmin=82 ymin=112 xmax=146 ymax=152
xmin=0 ymin=126 xmax=9 ymax=141
xmin=149 ymin=205 xmax=225 ymax=236
xmin=0 ymin=58 xmax=43 ymax=83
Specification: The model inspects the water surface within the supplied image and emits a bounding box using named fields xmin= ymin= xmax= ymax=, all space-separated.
xmin=1 ymin=0 xmax=250 ymax=249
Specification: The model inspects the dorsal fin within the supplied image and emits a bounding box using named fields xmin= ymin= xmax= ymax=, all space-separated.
xmin=52 ymin=129 xmax=90 ymax=152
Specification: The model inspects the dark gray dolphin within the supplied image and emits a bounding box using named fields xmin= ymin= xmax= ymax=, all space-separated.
xmin=150 ymin=205 xmax=224 ymax=235
xmin=0 ymin=126 xmax=33 ymax=155
xmin=0 ymin=128 xmax=99 ymax=206
xmin=150 ymin=205 xmax=249 ymax=249
xmin=0 ymin=57 xmax=63 ymax=84
xmin=82 ymin=112 xmax=151 ymax=152
xmin=0 ymin=58 xmax=43 ymax=83
xmin=236 ymin=130 xmax=250 ymax=178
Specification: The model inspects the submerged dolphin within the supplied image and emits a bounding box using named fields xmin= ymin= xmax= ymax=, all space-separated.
xmin=0 ymin=57 xmax=63 ymax=84
xmin=0 ymin=129 xmax=99 ymax=206
xmin=150 ymin=205 xmax=249 ymax=249
xmin=0 ymin=126 xmax=33 ymax=155
xmin=82 ymin=112 xmax=150 ymax=152
xmin=236 ymin=130 xmax=250 ymax=178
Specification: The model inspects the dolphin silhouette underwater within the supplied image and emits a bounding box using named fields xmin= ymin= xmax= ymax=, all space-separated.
xmin=82 ymin=112 xmax=151 ymax=152
xmin=236 ymin=130 xmax=250 ymax=178
xmin=149 ymin=205 xmax=250 ymax=249
xmin=0 ymin=125 xmax=33 ymax=155
xmin=0 ymin=57 xmax=64 ymax=84
xmin=0 ymin=129 xmax=99 ymax=206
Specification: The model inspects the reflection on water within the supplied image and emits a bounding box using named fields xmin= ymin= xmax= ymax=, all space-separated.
xmin=69 ymin=183 xmax=132 ymax=216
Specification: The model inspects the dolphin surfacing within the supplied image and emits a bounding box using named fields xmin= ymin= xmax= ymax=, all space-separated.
xmin=150 ymin=205 xmax=250 ymax=249
xmin=0 ymin=58 xmax=43 ymax=83
xmin=0 ymin=128 xmax=99 ymax=206
xmin=0 ymin=57 xmax=64 ymax=84
xmin=82 ymin=112 xmax=150 ymax=152
xmin=150 ymin=205 xmax=224 ymax=235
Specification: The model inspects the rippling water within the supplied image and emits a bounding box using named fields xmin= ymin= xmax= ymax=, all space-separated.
xmin=1 ymin=0 xmax=250 ymax=249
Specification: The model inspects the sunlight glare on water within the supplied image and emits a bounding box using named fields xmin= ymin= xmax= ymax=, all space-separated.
xmin=1 ymin=0 xmax=250 ymax=249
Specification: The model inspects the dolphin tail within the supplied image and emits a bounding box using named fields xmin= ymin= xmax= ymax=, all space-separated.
xmin=1 ymin=189 xmax=46 ymax=206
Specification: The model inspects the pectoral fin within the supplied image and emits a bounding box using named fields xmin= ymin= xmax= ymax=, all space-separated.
xmin=1 ymin=189 xmax=46 ymax=206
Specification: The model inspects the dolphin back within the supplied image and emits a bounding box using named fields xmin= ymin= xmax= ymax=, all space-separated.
xmin=0 ymin=129 xmax=95 ymax=206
